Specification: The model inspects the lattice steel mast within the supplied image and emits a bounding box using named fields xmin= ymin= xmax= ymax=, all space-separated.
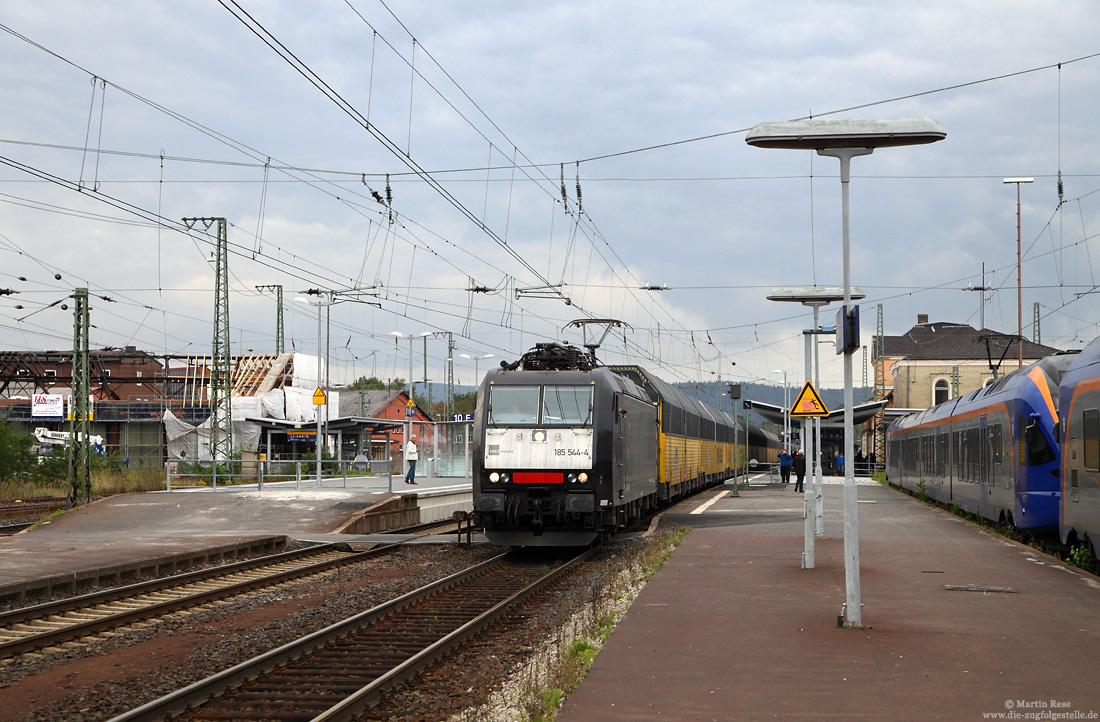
xmin=68 ymin=288 xmax=91 ymax=507
xmin=256 ymin=284 xmax=285 ymax=355
xmin=185 ymin=217 xmax=232 ymax=461
xmin=872 ymin=303 xmax=886 ymax=467
xmin=446 ymin=332 xmax=455 ymax=421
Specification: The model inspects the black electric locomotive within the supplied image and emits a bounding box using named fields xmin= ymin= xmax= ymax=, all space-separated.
xmin=472 ymin=342 xmax=777 ymax=546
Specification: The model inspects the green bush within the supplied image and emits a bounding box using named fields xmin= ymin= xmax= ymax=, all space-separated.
xmin=0 ymin=423 xmax=35 ymax=482
xmin=1067 ymin=543 xmax=1097 ymax=573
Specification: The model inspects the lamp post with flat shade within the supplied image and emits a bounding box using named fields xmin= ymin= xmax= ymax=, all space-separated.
xmin=747 ymin=117 xmax=946 ymax=626
xmin=768 ymin=286 xmax=865 ymax=567
xmin=391 ymin=331 xmax=432 ymax=477
xmin=296 ymin=292 xmax=333 ymax=484
xmin=1004 ymin=177 xmax=1033 ymax=368
xmin=460 ymin=353 xmax=495 ymax=388
xmin=772 ymin=369 xmax=789 ymax=453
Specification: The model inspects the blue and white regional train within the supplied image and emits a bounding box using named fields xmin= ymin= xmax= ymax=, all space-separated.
xmin=1059 ymin=335 xmax=1100 ymax=555
xmin=886 ymin=352 xmax=1073 ymax=530
xmin=888 ymin=334 xmax=1100 ymax=561
xmin=471 ymin=342 xmax=780 ymax=547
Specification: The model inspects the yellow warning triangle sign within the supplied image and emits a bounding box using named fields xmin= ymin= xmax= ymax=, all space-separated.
xmin=789 ymin=381 xmax=829 ymax=417
xmin=312 ymin=386 xmax=327 ymax=405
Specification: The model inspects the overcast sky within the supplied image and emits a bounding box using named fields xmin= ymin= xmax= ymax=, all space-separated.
xmin=1 ymin=1 xmax=1098 ymax=391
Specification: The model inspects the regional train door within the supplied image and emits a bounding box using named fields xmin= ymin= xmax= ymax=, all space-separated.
xmin=979 ymin=416 xmax=992 ymax=521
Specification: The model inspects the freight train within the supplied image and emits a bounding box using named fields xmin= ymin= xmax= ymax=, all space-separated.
xmin=887 ymin=334 xmax=1100 ymax=560
xmin=471 ymin=342 xmax=779 ymax=547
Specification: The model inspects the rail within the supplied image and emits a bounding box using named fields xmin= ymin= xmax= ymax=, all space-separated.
xmin=0 ymin=542 xmax=402 ymax=657
xmin=109 ymin=547 xmax=596 ymax=722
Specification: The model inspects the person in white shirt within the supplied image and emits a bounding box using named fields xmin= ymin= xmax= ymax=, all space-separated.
xmin=404 ymin=435 xmax=420 ymax=485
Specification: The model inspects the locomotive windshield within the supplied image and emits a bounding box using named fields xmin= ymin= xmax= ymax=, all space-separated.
xmin=489 ymin=386 xmax=540 ymax=425
xmin=488 ymin=385 xmax=593 ymax=426
xmin=543 ymin=386 xmax=593 ymax=425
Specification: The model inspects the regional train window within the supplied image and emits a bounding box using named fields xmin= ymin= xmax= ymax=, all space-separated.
xmin=489 ymin=386 xmax=540 ymax=425
xmin=992 ymin=425 xmax=1002 ymax=464
xmin=542 ymin=386 xmax=593 ymax=425
xmin=1084 ymin=410 xmax=1100 ymax=471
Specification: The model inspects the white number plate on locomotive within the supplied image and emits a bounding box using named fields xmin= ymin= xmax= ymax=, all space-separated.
xmin=484 ymin=428 xmax=593 ymax=469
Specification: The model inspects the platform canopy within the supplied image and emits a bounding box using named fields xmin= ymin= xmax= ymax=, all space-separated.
xmin=245 ymin=416 xmax=403 ymax=436
xmin=743 ymin=399 xmax=887 ymax=428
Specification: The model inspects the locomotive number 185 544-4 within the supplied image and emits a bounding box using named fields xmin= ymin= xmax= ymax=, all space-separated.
xmin=554 ymin=448 xmax=590 ymax=456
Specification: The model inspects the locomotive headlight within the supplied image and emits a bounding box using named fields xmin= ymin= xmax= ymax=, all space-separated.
xmin=501 ymin=472 xmax=511 ymax=483
xmin=567 ymin=473 xmax=577 ymax=483
xmin=532 ymin=429 xmax=547 ymax=442
xmin=578 ymin=472 xmax=588 ymax=483
xmin=489 ymin=472 xmax=500 ymax=483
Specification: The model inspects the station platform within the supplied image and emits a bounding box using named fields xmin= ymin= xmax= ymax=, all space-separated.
xmin=561 ymin=478 xmax=1100 ymax=721
xmin=0 ymin=474 xmax=473 ymax=601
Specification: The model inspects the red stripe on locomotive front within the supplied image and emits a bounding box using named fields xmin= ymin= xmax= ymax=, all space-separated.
xmin=513 ymin=472 xmax=565 ymax=484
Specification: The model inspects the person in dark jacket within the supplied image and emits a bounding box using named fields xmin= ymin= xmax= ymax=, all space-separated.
xmin=793 ymin=449 xmax=807 ymax=492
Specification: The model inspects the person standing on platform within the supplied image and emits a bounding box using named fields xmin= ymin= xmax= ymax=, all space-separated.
xmin=836 ymin=452 xmax=845 ymax=477
xmin=404 ymin=435 xmax=420 ymax=485
xmin=778 ymin=449 xmax=792 ymax=483
xmin=793 ymin=449 xmax=806 ymax=492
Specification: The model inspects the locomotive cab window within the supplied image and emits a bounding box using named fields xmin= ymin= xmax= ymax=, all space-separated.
xmin=1026 ymin=418 xmax=1056 ymax=467
xmin=542 ymin=386 xmax=593 ymax=425
xmin=489 ymin=386 xmax=540 ymax=425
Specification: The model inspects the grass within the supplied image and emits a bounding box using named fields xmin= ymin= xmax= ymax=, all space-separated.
xmin=0 ymin=467 xmax=166 ymax=503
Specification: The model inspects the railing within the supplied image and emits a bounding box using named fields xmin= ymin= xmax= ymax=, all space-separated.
xmin=166 ymin=457 xmax=395 ymax=493
xmin=2 ymin=400 xmax=210 ymax=423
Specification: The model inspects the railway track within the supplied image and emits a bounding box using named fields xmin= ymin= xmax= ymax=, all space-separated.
xmin=0 ymin=541 xmax=401 ymax=658
xmin=0 ymin=497 xmax=69 ymax=524
xmin=110 ymin=547 xmax=595 ymax=722
xmin=0 ymin=521 xmax=34 ymax=536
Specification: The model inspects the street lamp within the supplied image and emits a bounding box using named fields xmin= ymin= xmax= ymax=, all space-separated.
xmin=296 ymin=293 xmax=331 ymax=484
xmin=1004 ymin=177 xmax=1034 ymax=368
xmin=772 ymin=369 xmax=789 ymax=453
xmin=391 ymin=330 xmax=433 ymax=472
xmin=768 ymin=286 xmax=866 ymax=566
xmin=748 ymin=116 xmax=946 ymax=627
xmin=459 ymin=353 xmax=495 ymax=387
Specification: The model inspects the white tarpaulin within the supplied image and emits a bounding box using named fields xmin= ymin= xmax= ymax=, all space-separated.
xmin=254 ymin=386 xmax=339 ymax=423
xmin=162 ymin=405 xmax=262 ymax=461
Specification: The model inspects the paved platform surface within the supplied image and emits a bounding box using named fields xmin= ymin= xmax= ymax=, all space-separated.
xmin=561 ymin=478 xmax=1100 ymax=722
xmin=0 ymin=474 xmax=471 ymax=590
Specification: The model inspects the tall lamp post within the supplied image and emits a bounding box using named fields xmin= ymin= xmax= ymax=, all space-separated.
xmin=460 ymin=353 xmax=495 ymax=388
xmin=391 ymin=331 xmax=433 ymax=476
xmin=768 ymin=287 xmax=866 ymax=566
xmin=1004 ymin=177 xmax=1033 ymax=368
xmin=772 ymin=369 xmax=789 ymax=452
xmin=748 ymin=117 xmax=946 ymax=627
xmin=296 ymin=292 xmax=333 ymax=484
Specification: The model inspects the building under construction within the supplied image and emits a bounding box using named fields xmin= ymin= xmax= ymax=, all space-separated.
xmin=0 ymin=347 xmax=294 ymax=468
